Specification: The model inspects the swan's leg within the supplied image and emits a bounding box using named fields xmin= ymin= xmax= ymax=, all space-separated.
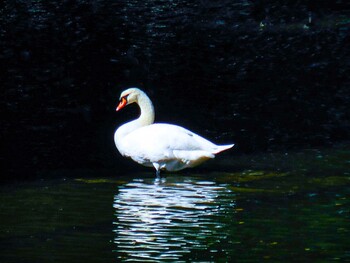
xmin=153 ymin=163 xmax=161 ymax=178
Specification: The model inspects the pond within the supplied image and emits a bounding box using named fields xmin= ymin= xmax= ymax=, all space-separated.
xmin=0 ymin=146 xmax=349 ymax=262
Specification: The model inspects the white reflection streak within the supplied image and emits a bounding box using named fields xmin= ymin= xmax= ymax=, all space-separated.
xmin=113 ymin=177 xmax=234 ymax=261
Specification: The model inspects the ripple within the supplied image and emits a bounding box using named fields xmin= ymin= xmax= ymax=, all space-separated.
xmin=113 ymin=177 xmax=235 ymax=261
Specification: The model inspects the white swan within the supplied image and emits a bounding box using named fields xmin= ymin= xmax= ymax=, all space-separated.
xmin=114 ymin=88 xmax=234 ymax=176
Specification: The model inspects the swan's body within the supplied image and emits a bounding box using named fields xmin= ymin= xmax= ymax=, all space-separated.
xmin=114 ymin=88 xmax=234 ymax=175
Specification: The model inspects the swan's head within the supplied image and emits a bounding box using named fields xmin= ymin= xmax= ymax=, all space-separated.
xmin=116 ymin=87 xmax=144 ymax=111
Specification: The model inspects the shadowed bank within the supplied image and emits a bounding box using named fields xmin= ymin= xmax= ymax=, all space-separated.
xmin=1 ymin=0 xmax=349 ymax=180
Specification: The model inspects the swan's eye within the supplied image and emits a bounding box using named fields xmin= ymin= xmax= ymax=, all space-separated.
xmin=116 ymin=95 xmax=129 ymax=111
xmin=122 ymin=94 xmax=129 ymax=102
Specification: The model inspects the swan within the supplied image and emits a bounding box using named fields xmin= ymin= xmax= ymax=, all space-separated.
xmin=114 ymin=88 xmax=234 ymax=176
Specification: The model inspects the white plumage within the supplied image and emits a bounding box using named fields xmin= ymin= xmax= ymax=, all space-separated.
xmin=114 ymin=88 xmax=234 ymax=175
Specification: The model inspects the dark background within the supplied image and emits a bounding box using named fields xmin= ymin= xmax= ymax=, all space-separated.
xmin=1 ymin=0 xmax=349 ymax=181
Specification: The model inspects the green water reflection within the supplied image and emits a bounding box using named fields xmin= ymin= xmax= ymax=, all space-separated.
xmin=0 ymin=147 xmax=349 ymax=262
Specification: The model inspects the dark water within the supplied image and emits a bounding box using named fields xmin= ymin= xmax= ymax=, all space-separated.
xmin=1 ymin=147 xmax=349 ymax=262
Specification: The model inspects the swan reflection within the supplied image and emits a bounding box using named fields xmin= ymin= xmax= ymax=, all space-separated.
xmin=113 ymin=176 xmax=235 ymax=261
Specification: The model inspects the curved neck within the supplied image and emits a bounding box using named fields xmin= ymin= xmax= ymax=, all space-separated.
xmin=115 ymin=91 xmax=155 ymax=142
xmin=137 ymin=91 xmax=155 ymax=127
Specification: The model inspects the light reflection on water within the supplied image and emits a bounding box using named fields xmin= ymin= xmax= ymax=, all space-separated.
xmin=113 ymin=177 xmax=235 ymax=262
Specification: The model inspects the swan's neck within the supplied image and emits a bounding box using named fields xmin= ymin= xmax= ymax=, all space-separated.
xmin=115 ymin=91 xmax=155 ymax=141
xmin=138 ymin=92 xmax=155 ymax=127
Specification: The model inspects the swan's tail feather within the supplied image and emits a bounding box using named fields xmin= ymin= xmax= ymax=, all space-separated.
xmin=213 ymin=143 xmax=234 ymax=154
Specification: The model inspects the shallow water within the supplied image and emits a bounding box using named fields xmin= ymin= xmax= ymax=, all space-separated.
xmin=0 ymin=148 xmax=349 ymax=262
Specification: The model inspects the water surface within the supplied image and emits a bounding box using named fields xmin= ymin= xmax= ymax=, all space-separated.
xmin=1 ymin=148 xmax=349 ymax=262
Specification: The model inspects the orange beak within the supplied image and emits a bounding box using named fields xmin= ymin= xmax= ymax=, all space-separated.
xmin=116 ymin=97 xmax=127 ymax=111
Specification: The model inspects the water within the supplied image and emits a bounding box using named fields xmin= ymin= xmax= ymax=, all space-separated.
xmin=114 ymin=177 xmax=234 ymax=262
xmin=0 ymin=148 xmax=349 ymax=262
